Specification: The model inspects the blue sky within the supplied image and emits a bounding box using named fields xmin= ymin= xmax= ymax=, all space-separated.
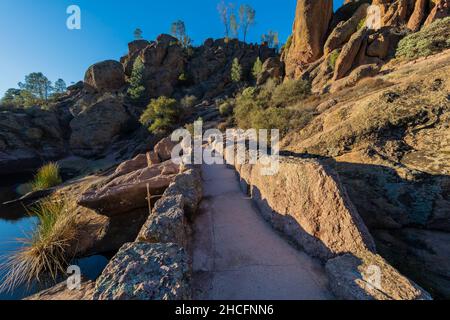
xmin=0 ymin=0 xmax=344 ymax=96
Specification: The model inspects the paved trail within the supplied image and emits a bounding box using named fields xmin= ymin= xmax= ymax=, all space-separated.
xmin=192 ymin=163 xmax=333 ymax=300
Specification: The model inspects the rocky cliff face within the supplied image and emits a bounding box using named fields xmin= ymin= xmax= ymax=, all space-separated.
xmin=283 ymin=0 xmax=450 ymax=93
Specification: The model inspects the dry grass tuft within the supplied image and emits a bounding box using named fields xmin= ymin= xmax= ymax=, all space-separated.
xmin=0 ymin=197 xmax=77 ymax=293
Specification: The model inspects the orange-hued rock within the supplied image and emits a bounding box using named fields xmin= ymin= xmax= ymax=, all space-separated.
xmin=424 ymin=0 xmax=450 ymax=26
xmin=235 ymin=157 xmax=376 ymax=261
xmin=114 ymin=153 xmax=148 ymax=176
xmin=78 ymin=161 xmax=180 ymax=216
xmin=283 ymin=0 xmax=333 ymax=79
xmin=407 ymin=0 xmax=428 ymax=31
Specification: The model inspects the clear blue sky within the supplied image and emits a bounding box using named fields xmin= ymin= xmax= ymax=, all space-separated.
xmin=0 ymin=0 xmax=344 ymax=96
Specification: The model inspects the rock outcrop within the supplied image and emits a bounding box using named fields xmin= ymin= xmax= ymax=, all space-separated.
xmin=84 ymin=60 xmax=126 ymax=93
xmin=326 ymin=252 xmax=432 ymax=300
xmin=282 ymin=48 xmax=450 ymax=298
xmin=137 ymin=167 xmax=202 ymax=246
xmin=78 ymin=161 xmax=180 ymax=216
xmin=25 ymin=279 xmax=95 ymax=300
xmin=283 ymin=0 xmax=334 ymax=79
xmin=69 ymin=96 xmax=131 ymax=157
xmin=93 ymin=242 xmax=191 ymax=300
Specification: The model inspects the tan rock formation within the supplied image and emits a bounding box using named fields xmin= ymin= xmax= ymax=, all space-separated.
xmin=407 ymin=0 xmax=428 ymax=31
xmin=283 ymin=0 xmax=333 ymax=79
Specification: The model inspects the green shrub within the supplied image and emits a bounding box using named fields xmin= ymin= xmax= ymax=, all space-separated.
xmin=328 ymin=49 xmax=341 ymax=70
xmin=231 ymin=58 xmax=242 ymax=83
xmin=219 ymin=99 xmax=234 ymax=116
xmin=271 ymin=79 xmax=311 ymax=107
xmin=233 ymin=79 xmax=314 ymax=136
xmin=357 ymin=18 xmax=366 ymax=30
xmin=396 ymin=17 xmax=450 ymax=60
xmin=31 ymin=162 xmax=62 ymax=192
xmin=252 ymin=57 xmax=263 ymax=80
xmin=0 ymin=197 xmax=76 ymax=292
xmin=127 ymin=57 xmax=146 ymax=102
xmin=140 ymin=96 xmax=181 ymax=134
xmin=180 ymin=95 xmax=197 ymax=109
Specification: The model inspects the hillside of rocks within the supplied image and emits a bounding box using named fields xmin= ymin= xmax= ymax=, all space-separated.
xmin=279 ymin=0 xmax=450 ymax=298
xmin=1 ymin=0 xmax=449 ymax=300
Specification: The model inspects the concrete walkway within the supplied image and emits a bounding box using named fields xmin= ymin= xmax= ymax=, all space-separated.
xmin=192 ymin=163 xmax=333 ymax=300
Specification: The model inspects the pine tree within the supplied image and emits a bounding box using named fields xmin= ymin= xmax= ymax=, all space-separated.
xmin=127 ymin=57 xmax=146 ymax=101
xmin=252 ymin=57 xmax=263 ymax=80
xmin=231 ymin=58 xmax=242 ymax=83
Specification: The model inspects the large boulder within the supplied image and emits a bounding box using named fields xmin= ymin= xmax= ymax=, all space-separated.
xmin=326 ymin=251 xmax=432 ymax=300
xmin=93 ymin=242 xmax=191 ymax=300
xmin=0 ymin=107 xmax=65 ymax=173
xmin=69 ymin=97 xmax=130 ymax=157
xmin=257 ymin=57 xmax=284 ymax=85
xmin=333 ymin=27 xmax=368 ymax=80
xmin=136 ymin=195 xmax=188 ymax=247
xmin=283 ymin=0 xmax=334 ymax=79
xmin=324 ymin=3 xmax=370 ymax=55
xmin=78 ymin=161 xmax=180 ymax=216
xmin=84 ymin=60 xmax=125 ymax=93
xmin=407 ymin=0 xmax=428 ymax=31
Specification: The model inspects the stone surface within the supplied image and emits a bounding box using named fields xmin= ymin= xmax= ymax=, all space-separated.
xmin=154 ymin=137 xmax=178 ymax=162
xmin=69 ymin=96 xmax=130 ymax=157
xmin=192 ymin=163 xmax=333 ymax=300
xmin=333 ymin=27 xmax=368 ymax=80
xmin=93 ymin=242 xmax=191 ymax=300
xmin=114 ymin=153 xmax=148 ymax=176
xmin=233 ymin=157 xmax=376 ymax=261
xmin=257 ymin=57 xmax=284 ymax=85
xmin=163 ymin=168 xmax=202 ymax=218
xmin=78 ymin=161 xmax=179 ymax=216
xmin=407 ymin=0 xmax=428 ymax=31
xmin=326 ymin=252 xmax=432 ymax=300
xmin=424 ymin=0 xmax=450 ymax=26
xmin=25 ymin=279 xmax=95 ymax=300
xmin=137 ymin=195 xmax=188 ymax=247
xmin=283 ymin=0 xmax=334 ymax=79
xmin=84 ymin=60 xmax=125 ymax=93
xmin=324 ymin=3 xmax=369 ymax=55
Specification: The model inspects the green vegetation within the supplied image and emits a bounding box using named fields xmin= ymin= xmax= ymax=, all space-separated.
xmin=282 ymin=35 xmax=293 ymax=52
xmin=134 ymin=28 xmax=143 ymax=40
xmin=140 ymin=96 xmax=181 ymax=134
xmin=219 ymin=99 xmax=234 ymax=116
xmin=328 ymin=49 xmax=341 ymax=70
xmin=261 ymin=30 xmax=280 ymax=51
xmin=238 ymin=4 xmax=256 ymax=42
xmin=171 ymin=20 xmax=192 ymax=48
xmin=180 ymin=95 xmax=198 ymax=109
xmin=357 ymin=18 xmax=366 ymax=30
xmin=1 ymin=73 xmax=67 ymax=108
xmin=217 ymin=2 xmax=256 ymax=42
xmin=31 ymin=162 xmax=63 ymax=192
xmin=271 ymin=78 xmax=311 ymax=107
xmin=231 ymin=58 xmax=243 ymax=83
xmin=396 ymin=17 xmax=450 ymax=60
xmin=252 ymin=57 xmax=263 ymax=80
xmin=127 ymin=57 xmax=146 ymax=102
xmin=233 ymin=79 xmax=314 ymax=136
xmin=0 ymin=198 xmax=76 ymax=292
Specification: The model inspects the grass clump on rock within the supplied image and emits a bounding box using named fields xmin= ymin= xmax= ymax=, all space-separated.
xmin=31 ymin=162 xmax=62 ymax=192
xmin=396 ymin=17 xmax=450 ymax=60
xmin=0 ymin=198 xmax=77 ymax=292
